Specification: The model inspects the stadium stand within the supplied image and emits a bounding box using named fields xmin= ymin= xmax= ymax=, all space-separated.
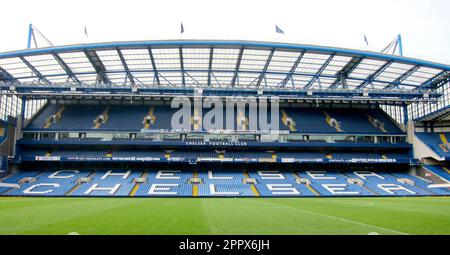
xmin=1 ymin=171 xmax=42 ymax=184
xmin=2 ymin=39 xmax=450 ymax=200
xmin=343 ymin=171 xmax=434 ymax=196
xmin=25 ymin=104 xmax=405 ymax=135
xmin=101 ymin=106 xmax=149 ymax=130
xmin=423 ymin=165 xmax=450 ymax=182
xmin=416 ymin=132 xmax=450 ymax=158
xmin=279 ymin=108 xmax=403 ymax=134
xmin=1 ymin=170 xmax=448 ymax=197
xmin=15 ymin=149 xmax=411 ymax=164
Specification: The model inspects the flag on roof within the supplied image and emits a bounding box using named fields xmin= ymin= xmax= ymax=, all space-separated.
xmin=364 ymin=34 xmax=369 ymax=46
xmin=275 ymin=25 xmax=284 ymax=34
xmin=181 ymin=22 xmax=184 ymax=34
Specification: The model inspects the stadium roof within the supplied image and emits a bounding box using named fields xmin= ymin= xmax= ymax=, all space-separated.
xmin=0 ymin=40 xmax=449 ymax=101
xmin=415 ymin=104 xmax=450 ymax=122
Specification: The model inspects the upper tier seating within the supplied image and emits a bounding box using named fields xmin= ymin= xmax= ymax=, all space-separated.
xmin=26 ymin=104 xmax=61 ymax=129
xmin=1 ymin=169 xmax=448 ymax=197
xmin=101 ymin=106 xmax=150 ymax=130
xmin=51 ymin=105 xmax=103 ymax=130
xmin=282 ymin=108 xmax=403 ymax=134
xmin=25 ymin=104 xmax=404 ymax=134
xmin=366 ymin=109 xmax=402 ymax=133
xmin=282 ymin=108 xmax=335 ymax=133
xmin=329 ymin=109 xmax=381 ymax=134
xmin=416 ymin=132 xmax=450 ymax=158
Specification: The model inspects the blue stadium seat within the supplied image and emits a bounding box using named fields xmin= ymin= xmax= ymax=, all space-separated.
xmin=416 ymin=133 xmax=450 ymax=158
xmin=198 ymin=171 xmax=244 ymax=184
xmin=24 ymin=104 xmax=404 ymax=134
xmin=26 ymin=104 xmax=60 ymax=129
xmin=424 ymin=165 xmax=450 ymax=182
xmin=1 ymin=169 xmax=445 ymax=197
xmin=198 ymin=184 xmax=254 ymax=197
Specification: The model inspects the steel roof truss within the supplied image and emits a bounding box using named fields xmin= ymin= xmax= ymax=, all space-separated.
xmin=84 ymin=50 xmax=110 ymax=85
xmin=304 ymin=53 xmax=335 ymax=89
xmin=19 ymin=56 xmax=51 ymax=85
xmin=117 ymin=49 xmax=135 ymax=86
xmin=230 ymin=47 xmax=244 ymax=87
xmin=277 ymin=50 xmax=305 ymax=88
xmin=207 ymin=47 xmax=213 ymax=87
xmin=147 ymin=47 xmax=160 ymax=86
xmin=179 ymin=47 xmax=185 ymax=87
xmin=328 ymin=56 xmax=364 ymax=89
xmin=52 ymin=53 xmax=82 ymax=85
xmin=384 ymin=65 xmax=421 ymax=90
xmin=356 ymin=61 xmax=393 ymax=90
xmin=256 ymin=48 xmax=275 ymax=87
xmin=421 ymin=70 xmax=450 ymax=90
xmin=0 ymin=67 xmax=18 ymax=83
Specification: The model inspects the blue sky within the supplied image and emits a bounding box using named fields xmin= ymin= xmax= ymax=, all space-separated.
xmin=1 ymin=0 xmax=449 ymax=64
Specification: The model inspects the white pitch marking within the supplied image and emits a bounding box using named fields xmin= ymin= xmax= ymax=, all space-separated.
xmin=255 ymin=200 xmax=408 ymax=235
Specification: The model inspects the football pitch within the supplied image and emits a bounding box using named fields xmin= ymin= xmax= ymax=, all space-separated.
xmin=0 ymin=197 xmax=449 ymax=235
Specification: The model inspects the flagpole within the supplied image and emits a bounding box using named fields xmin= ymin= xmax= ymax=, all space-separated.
xmin=84 ymin=26 xmax=89 ymax=44
xmin=180 ymin=22 xmax=184 ymax=40
xmin=274 ymin=25 xmax=285 ymax=43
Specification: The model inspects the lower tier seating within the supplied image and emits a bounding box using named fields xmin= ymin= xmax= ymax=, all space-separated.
xmin=424 ymin=165 xmax=450 ymax=182
xmin=1 ymin=169 xmax=448 ymax=197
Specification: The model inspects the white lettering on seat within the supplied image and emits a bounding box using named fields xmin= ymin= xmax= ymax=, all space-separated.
xmin=353 ymin=171 xmax=385 ymax=180
xmin=84 ymin=183 xmax=120 ymax=195
xmin=101 ymin=170 xmax=131 ymax=180
xmin=257 ymin=171 xmax=285 ymax=179
xmin=23 ymin=183 xmax=60 ymax=195
xmin=208 ymin=171 xmax=233 ymax=180
xmin=267 ymin=184 xmax=300 ymax=195
xmin=48 ymin=170 xmax=79 ymax=179
xmin=306 ymin=171 xmax=336 ymax=180
xmin=209 ymin=184 xmax=239 ymax=196
xmin=322 ymin=184 xmax=359 ymax=195
xmin=156 ymin=170 xmax=181 ymax=179
xmin=148 ymin=184 xmax=179 ymax=195
xmin=377 ymin=184 xmax=415 ymax=195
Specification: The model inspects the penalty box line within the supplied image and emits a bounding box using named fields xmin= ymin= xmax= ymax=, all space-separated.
xmin=255 ymin=199 xmax=409 ymax=235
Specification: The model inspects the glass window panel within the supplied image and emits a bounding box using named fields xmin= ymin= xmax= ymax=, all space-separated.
xmin=239 ymin=49 xmax=271 ymax=71
xmin=267 ymin=50 xmax=300 ymax=72
xmin=58 ymin=52 xmax=95 ymax=73
xmin=96 ymin=50 xmax=125 ymax=72
xmin=121 ymin=49 xmax=153 ymax=71
xmin=0 ymin=57 xmax=35 ymax=78
xmin=184 ymin=71 xmax=208 ymax=86
xmin=24 ymin=54 xmax=66 ymax=76
xmin=183 ymin=48 xmax=209 ymax=70
xmin=152 ymin=48 xmax=180 ymax=70
xmin=212 ymin=48 xmax=239 ymax=71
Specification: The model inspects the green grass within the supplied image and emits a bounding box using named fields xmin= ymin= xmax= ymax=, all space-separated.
xmin=0 ymin=197 xmax=449 ymax=235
